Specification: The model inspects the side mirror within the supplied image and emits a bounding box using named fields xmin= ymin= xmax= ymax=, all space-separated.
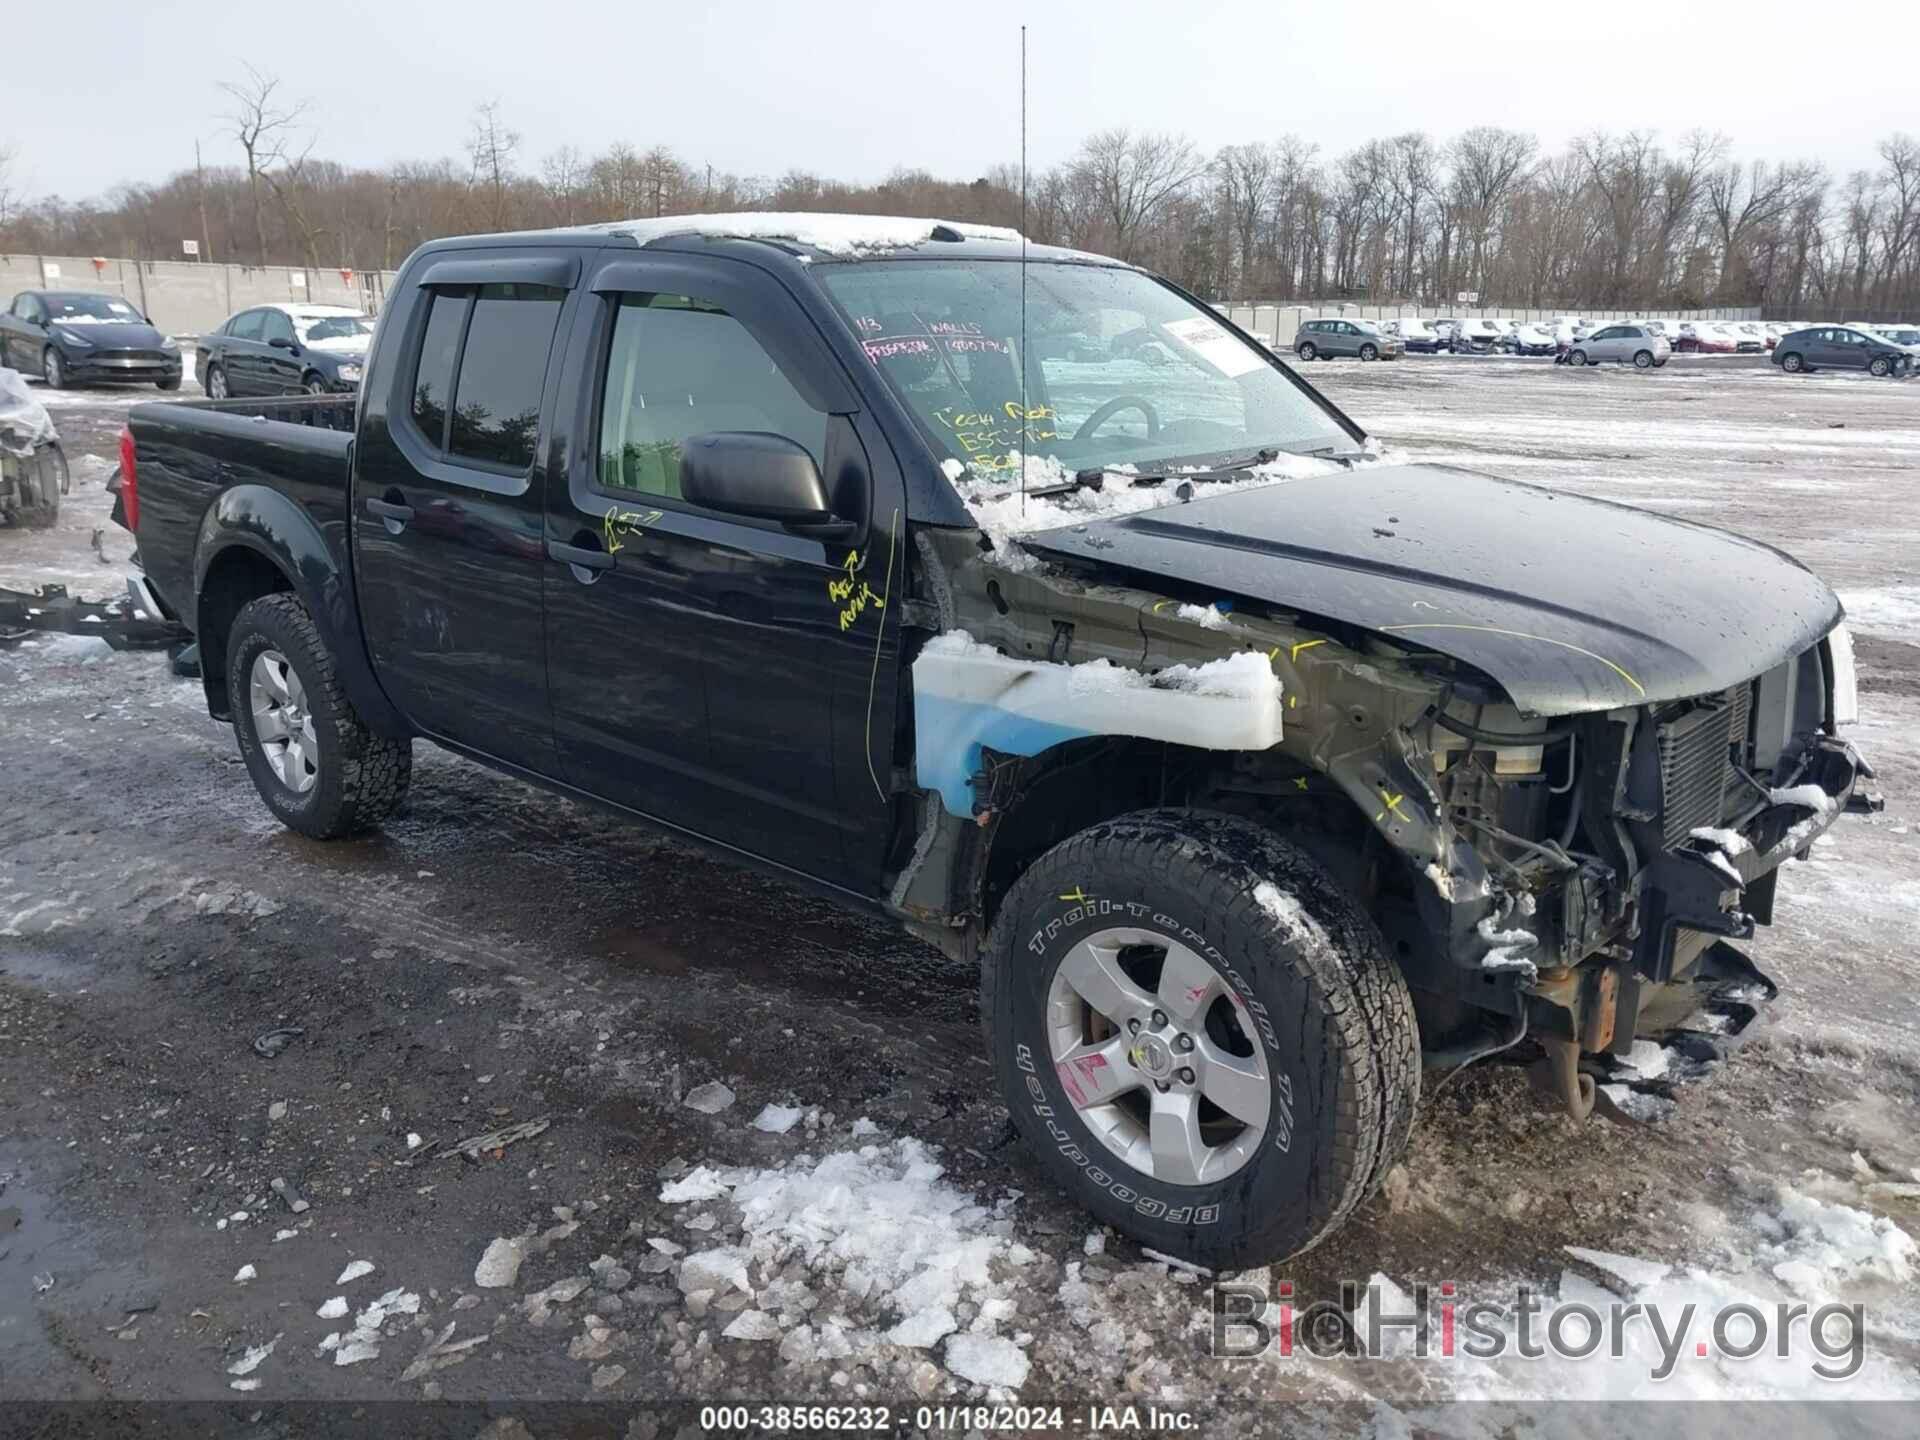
xmin=680 ymin=431 xmax=857 ymax=542
xmin=269 ymin=336 xmax=296 ymax=352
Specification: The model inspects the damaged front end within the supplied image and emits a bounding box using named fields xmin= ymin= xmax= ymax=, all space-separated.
xmin=1411 ymin=631 xmax=1878 ymax=1119
xmin=887 ymin=521 xmax=1879 ymax=1126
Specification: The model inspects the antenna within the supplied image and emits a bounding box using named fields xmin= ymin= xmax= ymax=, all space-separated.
xmin=1019 ymin=23 xmax=1028 ymax=514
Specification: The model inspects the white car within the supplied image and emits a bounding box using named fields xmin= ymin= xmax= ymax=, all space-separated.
xmin=1386 ymin=317 xmax=1444 ymax=351
xmin=1448 ymin=318 xmax=1503 ymax=353
xmin=1566 ymin=323 xmax=1672 ymax=369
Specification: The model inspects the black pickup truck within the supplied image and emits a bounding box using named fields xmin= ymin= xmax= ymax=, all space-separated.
xmin=121 ymin=213 xmax=1877 ymax=1267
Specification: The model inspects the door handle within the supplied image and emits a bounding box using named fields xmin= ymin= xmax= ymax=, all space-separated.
xmin=364 ymin=495 xmax=414 ymax=536
xmin=548 ymin=539 xmax=615 ymax=582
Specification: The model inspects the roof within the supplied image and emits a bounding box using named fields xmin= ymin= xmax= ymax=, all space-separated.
xmin=421 ymin=211 xmax=1124 ymax=268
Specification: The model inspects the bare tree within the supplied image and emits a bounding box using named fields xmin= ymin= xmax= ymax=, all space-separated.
xmin=1705 ymin=157 xmax=1826 ymax=300
xmin=0 ymin=142 xmax=19 ymax=231
xmin=466 ymin=101 xmax=521 ymax=230
xmin=1214 ymin=143 xmax=1276 ymax=294
xmin=1450 ymin=127 xmax=1537 ymax=298
xmin=1386 ymin=132 xmax=1440 ymax=295
xmin=541 ymin=146 xmax=585 ymax=227
xmin=220 ymin=65 xmax=307 ymax=264
xmin=1069 ymin=129 xmax=1203 ymax=262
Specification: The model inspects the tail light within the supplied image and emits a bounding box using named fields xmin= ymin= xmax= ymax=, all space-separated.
xmin=118 ymin=425 xmax=139 ymax=533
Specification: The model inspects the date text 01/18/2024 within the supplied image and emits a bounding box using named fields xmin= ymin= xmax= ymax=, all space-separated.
xmin=697 ymin=1404 xmax=1199 ymax=1432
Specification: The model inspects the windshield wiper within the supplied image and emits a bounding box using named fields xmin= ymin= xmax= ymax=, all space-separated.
xmin=1048 ymin=447 xmax=1282 ymax=496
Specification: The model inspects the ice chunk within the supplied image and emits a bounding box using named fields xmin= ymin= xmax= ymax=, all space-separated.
xmin=474 ymin=1237 xmax=524 ymax=1289
xmin=752 ymin=1103 xmax=805 ymax=1135
xmin=944 ymin=1333 xmax=1029 ymax=1389
xmin=888 ymin=1307 xmax=958 ymax=1348
xmin=678 ymin=1248 xmax=753 ymax=1296
xmin=316 ymin=1296 xmax=348 ymax=1320
xmin=335 ymin=1259 xmax=375 ymax=1285
xmin=722 ymin=1309 xmax=783 ymax=1341
xmin=684 ymin=1081 xmax=736 ymax=1114
xmin=1563 ymin=1246 xmax=1672 ymax=1288
xmin=660 ymin=1165 xmax=731 ymax=1203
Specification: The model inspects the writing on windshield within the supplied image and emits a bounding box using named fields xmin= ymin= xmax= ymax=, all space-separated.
xmin=819 ymin=260 xmax=1349 ymax=481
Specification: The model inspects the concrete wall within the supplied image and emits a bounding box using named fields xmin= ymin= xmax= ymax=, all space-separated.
xmin=0 ymin=254 xmax=397 ymax=337
xmin=1218 ymin=301 xmax=1765 ymax=350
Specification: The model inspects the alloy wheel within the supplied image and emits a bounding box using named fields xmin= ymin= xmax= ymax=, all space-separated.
xmin=250 ymin=649 xmax=319 ymax=794
xmin=1046 ymin=927 xmax=1271 ymax=1186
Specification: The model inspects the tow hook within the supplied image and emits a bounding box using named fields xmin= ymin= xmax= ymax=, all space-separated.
xmin=1530 ymin=1034 xmax=1596 ymax=1122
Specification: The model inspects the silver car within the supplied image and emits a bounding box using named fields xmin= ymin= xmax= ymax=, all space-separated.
xmin=1293 ymin=318 xmax=1401 ymax=361
xmin=1567 ymin=323 xmax=1672 ymax=369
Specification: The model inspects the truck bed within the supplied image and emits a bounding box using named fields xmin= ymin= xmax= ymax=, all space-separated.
xmin=126 ymin=394 xmax=360 ymax=637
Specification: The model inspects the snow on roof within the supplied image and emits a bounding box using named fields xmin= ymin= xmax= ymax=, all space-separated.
xmin=270 ymin=303 xmax=366 ymax=317
xmin=576 ymin=211 xmax=1025 ymax=257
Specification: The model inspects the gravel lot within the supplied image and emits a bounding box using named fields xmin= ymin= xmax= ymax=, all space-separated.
xmin=2 ymin=355 xmax=1916 ymax=1428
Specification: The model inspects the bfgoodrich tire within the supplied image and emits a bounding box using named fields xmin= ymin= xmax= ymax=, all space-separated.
xmin=227 ymin=593 xmax=411 ymax=839
xmin=983 ymin=809 xmax=1419 ymax=1268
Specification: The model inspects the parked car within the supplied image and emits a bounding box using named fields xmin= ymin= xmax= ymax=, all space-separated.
xmin=1293 ymin=318 xmax=1400 ymax=361
xmin=1385 ymin=318 xmax=1443 ymax=353
xmin=1448 ymin=319 xmax=1502 ymax=353
xmin=1641 ymin=320 xmax=1684 ymax=345
xmin=1863 ymin=323 xmax=1920 ymax=356
xmin=0 ymin=290 xmax=183 ymax=390
xmin=1725 ymin=323 xmax=1766 ymax=354
xmin=1566 ymin=323 xmax=1672 ymax=369
xmin=1504 ymin=323 xmax=1559 ymax=356
xmin=1676 ymin=323 xmax=1738 ymax=354
xmin=1772 ymin=325 xmax=1914 ymax=376
xmin=196 ymin=304 xmax=376 ymax=399
xmin=115 ymin=211 xmax=1875 ymax=1269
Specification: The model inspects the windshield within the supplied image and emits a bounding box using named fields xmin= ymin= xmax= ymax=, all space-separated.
xmin=295 ymin=313 xmax=374 ymax=344
xmin=816 ymin=259 xmax=1352 ymax=479
xmin=46 ymin=293 xmax=141 ymax=324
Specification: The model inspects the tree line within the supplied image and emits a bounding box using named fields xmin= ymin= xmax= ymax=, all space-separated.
xmin=3 ymin=71 xmax=1917 ymax=316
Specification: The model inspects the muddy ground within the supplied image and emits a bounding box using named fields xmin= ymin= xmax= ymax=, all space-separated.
xmin=2 ymin=355 xmax=1917 ymax=1430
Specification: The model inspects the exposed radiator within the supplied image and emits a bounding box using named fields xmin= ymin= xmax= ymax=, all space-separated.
xmin=1657 ymin=685 xmax=1753 ymax=848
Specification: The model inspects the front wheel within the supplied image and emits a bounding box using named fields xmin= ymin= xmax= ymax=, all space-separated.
xmin=228 ymin=593 xmax=411 ymax=840
xmin=206 ymin=364 xmax=230 ymax=400
xmin=302 ymin=374 xmax=328 ymax=395
xmin=1869 ymin=356 xmax=1892 ymax=378
xmin=156 ymin=375 xmax=182 ymax=392
xmin=1359 ymin=343 xmax=1379 ymax=361
xmin=1296 ymin=341 xmax=1317 ymax=362
xmin=42 ymin=348 xmax=66 ymax=389
xmin=1633 ymin=349 xmax=1654 ymax=369
xmin=1569 ymin=348 xmax=1589 ymax=367
xmin=983 ymin=810 xmax=1419 ymax=1268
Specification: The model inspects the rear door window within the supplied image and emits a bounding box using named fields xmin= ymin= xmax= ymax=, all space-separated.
xmin=409 ymin=292 xmax=469 ymax=446
xmin=405 ymin=282 xmax=565 ymax=470
xmin=447 ymin=284 xmax=566 ymax=469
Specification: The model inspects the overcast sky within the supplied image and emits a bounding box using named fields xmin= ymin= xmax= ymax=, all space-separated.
xmin=9 ymin=0 xmax=1916 ymax=203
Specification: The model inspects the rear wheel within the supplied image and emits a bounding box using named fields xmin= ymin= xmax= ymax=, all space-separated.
xmin=1296 ymin=341 xmax=1318 ymax=362
xmin=228 ymin=593 xmax=411 ymax=840
xmin=1633 ymin=349 xmax=1654 ymax=369
xmin=1780 ymin=351 xmax=1805 ymax=373
xmin=984 ymin=809 xmax=1419 ymax=1268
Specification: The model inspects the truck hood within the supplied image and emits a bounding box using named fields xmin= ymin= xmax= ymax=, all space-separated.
xmin=1018 ymin=463 xmax=1842 ymax=715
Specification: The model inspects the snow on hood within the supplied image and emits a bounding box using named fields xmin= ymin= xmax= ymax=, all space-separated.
xmin=302 ymin=336 xmax=368 ymax=354
xmin=49 ymin=313 xmax=139 ymax=325
xmin=943 ymin=447 xmax=1373 ymax=572
xmin=587 ymin=211 xmax=1023 ymax=256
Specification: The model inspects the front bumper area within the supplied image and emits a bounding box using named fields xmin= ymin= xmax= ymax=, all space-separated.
xmin=1632 ymin=732 xmax=1876 ymax=981
xmin=65 ymin=351 xmax=182 ymax=384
